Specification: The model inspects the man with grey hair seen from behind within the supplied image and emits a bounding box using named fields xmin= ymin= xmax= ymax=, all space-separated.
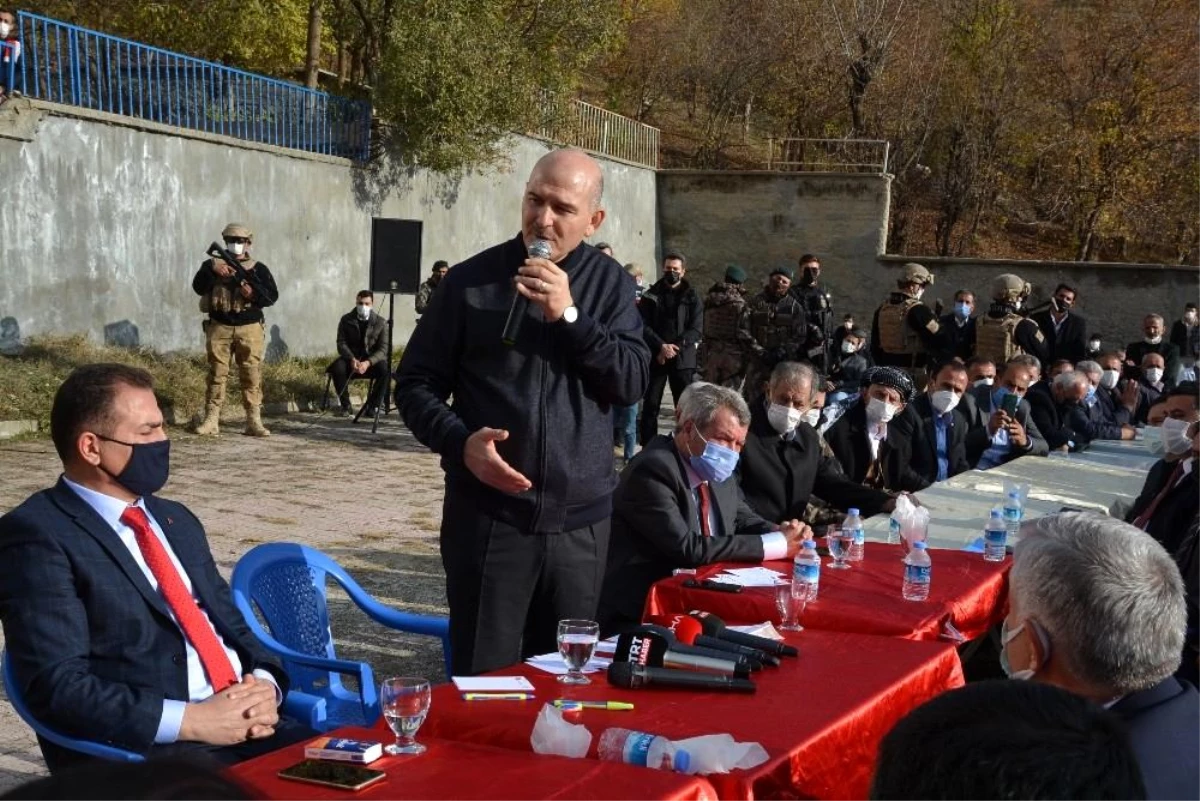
xmin=597 ymin=382 xmax=810 ymax=635
xmin=396 ymin=148 xmax=650 ymax=675
xmin=1003 ymin=512 xmax=1197 ymax=800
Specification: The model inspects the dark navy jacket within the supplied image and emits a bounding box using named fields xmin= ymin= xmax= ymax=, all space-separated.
xmin=396 ymin=235 xmax=650 ymax=533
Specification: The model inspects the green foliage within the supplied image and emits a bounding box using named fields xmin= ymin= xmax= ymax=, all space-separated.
xmin=372 ymin=0 xmax=622 ymax=171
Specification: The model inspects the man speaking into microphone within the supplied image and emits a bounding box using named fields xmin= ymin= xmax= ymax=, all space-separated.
xmin=395 ymin=149 xmax=650 ymax=675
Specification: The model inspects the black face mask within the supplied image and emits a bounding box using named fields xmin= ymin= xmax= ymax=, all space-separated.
xmin=800 ymin=267 xmax=818 ymax=287
xmin=663 ymin=271 xmax=681 ymax=286
xmin=97 ymin=436 xmax=171 ymax=497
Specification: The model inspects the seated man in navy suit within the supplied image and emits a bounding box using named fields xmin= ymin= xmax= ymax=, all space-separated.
xmin=597 ymin=382 xmax=809 ymax=635
xmin=0 ymin=364 xmax=311 ymax=772
xmin=1004 ymin=512 xmax=1197 ymax=800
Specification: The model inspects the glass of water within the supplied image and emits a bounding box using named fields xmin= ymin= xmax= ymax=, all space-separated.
xmin=557 ymin=619 xmax=599 ymax=685
xmin=827 ymin=530 xmax=853 ymax=569
xmin=775 ymin=582 xmax=806 ymax=632
xmin=380 ymin=676 xmax=431 ymax=755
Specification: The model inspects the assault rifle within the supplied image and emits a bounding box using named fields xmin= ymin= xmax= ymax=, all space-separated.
xmin=205 ymin=241 xmax=270 ymax=299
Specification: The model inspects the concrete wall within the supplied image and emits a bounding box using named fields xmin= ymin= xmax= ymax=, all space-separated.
xmin=881 ymin=256 xmax=1200 ymax=350
xmin=0 ymin=104 xmax=658 ymax=356
xmin=655 ymin=170 xmax=890 ymax=315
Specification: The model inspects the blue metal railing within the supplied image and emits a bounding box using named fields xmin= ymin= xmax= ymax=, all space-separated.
xmin=14 ymin=12 xmax=371 ymax=161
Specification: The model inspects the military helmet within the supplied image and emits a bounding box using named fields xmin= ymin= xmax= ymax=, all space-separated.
xmin=991 ymin=273 xmax=1031 ymax=303
xmin=899 ymin=262 xmax=934 ymax=286
xmin=221 ymin=222 xmax=253 ymax=241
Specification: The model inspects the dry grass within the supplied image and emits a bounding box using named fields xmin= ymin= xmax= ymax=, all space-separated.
xmin=0 ymin=334 xmax=338 ymax=428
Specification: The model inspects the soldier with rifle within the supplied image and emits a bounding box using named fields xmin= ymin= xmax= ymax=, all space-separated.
xmin=191 ymin=223 xmax=279 ymax=437
xmin=741 ymin=266 xmax=811 ymax=402
xmin=790 ymin=253 xmax=834 ymax=372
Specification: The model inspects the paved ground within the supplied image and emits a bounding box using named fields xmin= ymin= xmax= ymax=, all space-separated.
xmin=0 ymin=401 xmax=672 ymax=789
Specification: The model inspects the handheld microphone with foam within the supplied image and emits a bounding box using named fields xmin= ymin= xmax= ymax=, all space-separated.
xmin=688 ymin=611 xmax=799 ymax=658
xmin=614 ymin=630 xmax=751 ymax=679
xmin=607 ymin=661 xmax=756 ymax=693
xmin=502 ymin=239 xmax=551 ymax=346
xmin=667 ymin=616 xmax=779 ymax=668
xmin=628 ymin=624 xmax=762 ymax=672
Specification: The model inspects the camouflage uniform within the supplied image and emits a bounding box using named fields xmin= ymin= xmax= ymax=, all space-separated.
xmin=699 ymin=281 xmax=751 ymax=390
xmin=415 ymin=276 xmax=441 ymax=315
xmin=740 ymin=289 xmax=809 ymax=401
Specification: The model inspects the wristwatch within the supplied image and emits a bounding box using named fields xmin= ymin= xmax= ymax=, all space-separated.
xmin=561 ymin=305 xmax=579 ymax=324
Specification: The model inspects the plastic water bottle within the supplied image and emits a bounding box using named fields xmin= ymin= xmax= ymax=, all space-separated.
xmin=984 ymin=509 xmax=1007 ymax=562
xmin=844 ymin=508 xmax=865 ymax=561
xmin=888 ymin=511 xmax=902 ymax=545
xmin=793 ymin=538 xmax=821 ymax=603
xmin=1002 ymin=490 xmax=1023 ymax=540
xmin=598 ymin=728 xmax=691 ymax=772
xmin=902 ymin=541 xmax=931 ymax=601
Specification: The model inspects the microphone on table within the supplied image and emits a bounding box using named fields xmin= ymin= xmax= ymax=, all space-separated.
xmin=608 ymin=661 xmax=756 ymax=694
xmin=502 ymin=239 xmax=551 ymax=346
xmin=688 ymin=611 xmax=799 ymax=658
xmin=628 ymin=624 xmax=763 ymax=672
xmin=663 ymin=615 xmax=780 ymax=668
xmin=615 ymin=630 xmax=751 ymax=679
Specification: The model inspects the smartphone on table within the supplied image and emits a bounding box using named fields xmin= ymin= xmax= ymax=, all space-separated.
xmin=278 ymin=759 xmax=387 ymax=792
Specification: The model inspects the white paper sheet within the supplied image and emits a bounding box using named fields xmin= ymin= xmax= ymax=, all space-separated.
xmin=451 ymin=676 xmax=536 ymax=692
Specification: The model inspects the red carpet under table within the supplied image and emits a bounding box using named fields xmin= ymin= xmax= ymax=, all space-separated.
xmin=644 ymin=544 xmax=1010 ymax=642
xmin=229 ymin=726 xmax=719 ymax=800
xmin=419 ymin=630 xmax=964 ymax=800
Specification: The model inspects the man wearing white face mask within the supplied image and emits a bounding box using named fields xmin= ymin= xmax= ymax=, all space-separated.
xmin=1126 ymin=383 xmax=1200 ymax=558
xmin=826 ymin=366 xmax=915 ymax=489
xmin=1078 ymin=354 xmax=1138 ymax=440
xmin=191 ymin=223 xmax=279 ymax=437
xmin=1003 ymin=512 xmax=1196 ymax=801
xmin=1126 ymin=314 xmax=1182 ymax=390
xmin=827 ymin=326 xmax=872 ymax=405
xmin=738 ymin=362 xmax=894 ymax=524
xmin=885 ymin=360 xmax=974 ymax=490
xmin=963 ymin=354 xmax=1049 ymax=469
xmin=327 ymin=290 xmax=388 ymax=417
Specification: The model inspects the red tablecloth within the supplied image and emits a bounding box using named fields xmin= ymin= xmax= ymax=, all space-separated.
xmin=420 ymin=630 xmax=964 ymax=800
xmin=644 ymin=544 xmax=1009 ymax=642
xmin=228 ymin=726 xmax=719 ymax=800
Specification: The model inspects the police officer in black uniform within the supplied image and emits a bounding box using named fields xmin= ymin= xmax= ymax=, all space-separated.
xmin=790 ymin=253 xmax=834 ymax=372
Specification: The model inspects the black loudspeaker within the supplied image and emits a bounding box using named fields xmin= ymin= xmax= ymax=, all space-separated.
xmin=369 ymin=218 xmax=423 ymax=293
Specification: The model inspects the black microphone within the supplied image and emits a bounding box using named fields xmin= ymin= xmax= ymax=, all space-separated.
xmin=688 ymin=611 xmax=799 ymax=658
xmin=502 ymin=239 xmax=551 ymax=346
xmin=644 ymin=615 xmax=773 ymax=669
xmin=627 ymin=624 xmax=762 ymax=672
xmin=607 ymin=661 xmax=756 ymax=693
xmin=614 ymin=630 xmax=751 ymax=679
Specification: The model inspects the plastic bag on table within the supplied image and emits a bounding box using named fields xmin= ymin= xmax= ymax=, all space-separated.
xmin=673 ymin=733 xmax=770 ymax=775
xmin=892 ymin=493 xmax=931 ymax=552
xmin=531 ymin=703 xmax=592 ymax=758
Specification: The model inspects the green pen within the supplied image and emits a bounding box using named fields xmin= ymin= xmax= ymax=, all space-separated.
xmin=552 ymin=699 xmax=635 ymax=711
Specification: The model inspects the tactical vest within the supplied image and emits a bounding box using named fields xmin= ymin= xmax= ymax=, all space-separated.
xmin=748 ymin=296 xmax=800 ymax=350
xmin=199 ymin=257 xmax=257 ymax=315
xmin=975 ymin=313 xmax=1024 ymax=365
xmin=876 ymin=297 xmax=922 ymax=355
xmin=703 ymin=292 xmax=744 ymax=342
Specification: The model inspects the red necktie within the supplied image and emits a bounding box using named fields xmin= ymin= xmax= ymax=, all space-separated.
xmin=1132 ymin=461 xmax=1186 ymax=531
xmin=120 ymin=506 xmax=239 ymax=692
xmin=698 ymin=483 xmax=713 ymax=537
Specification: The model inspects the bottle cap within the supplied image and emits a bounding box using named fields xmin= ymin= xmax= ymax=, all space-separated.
xmin=802 ymin=539 xmax=816 ymax=548
xmin=673 ymin=749 xmax=691 ymax=773
xmin=913 ymin=541 xmax=927 ymax=550
xmin=848 ymin=508 xmax=860 ymax=516
xmin=990 ymin=509 xmax=1003 ymax=518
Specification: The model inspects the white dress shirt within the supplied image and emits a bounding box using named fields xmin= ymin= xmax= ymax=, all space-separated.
xmin=62 ymin=477 xmax=279 ymax=744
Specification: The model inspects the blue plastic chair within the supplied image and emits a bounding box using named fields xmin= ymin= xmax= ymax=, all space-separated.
xmin=2 ymin=651 xmax=144 ymax=763
xmin=231 ymin=543 xmax=451 ymax=732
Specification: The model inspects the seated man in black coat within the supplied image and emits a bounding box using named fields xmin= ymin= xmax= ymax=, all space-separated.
xmin=826 ymin=366 xmax=916 ymax=489
xmin=963 ymin=354 xmax=1050 ymax=469
xmin=1026 ymin=370 xmax=1091 ymax=453
xmin=1126 ymin=383 xmax=1199 ymax=557
xmin=1006 ymin=512 xmax=1197 ymax=801
xmin=739 ymin=361 xmax=893 ymax=524
xmin=598 ymin=382 xmax=808 ymax=635
xmin=884 ymin=360 xmax=972 ymax=491
xmin=328 ymin=289 xmax=389 ymax=416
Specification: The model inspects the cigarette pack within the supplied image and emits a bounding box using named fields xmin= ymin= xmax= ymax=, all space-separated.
xmin=303 ymin=737 xmax=384 ymax=764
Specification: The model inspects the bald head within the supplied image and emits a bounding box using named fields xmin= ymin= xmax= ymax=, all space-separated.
xmin=522 ymin=148 xmax=607 ymax=262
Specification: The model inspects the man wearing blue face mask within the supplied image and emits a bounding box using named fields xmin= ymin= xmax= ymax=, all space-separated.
xmin=1004 ymin=512 xmax=1196 ymax=801
xmin=964 ymin=354 xmax=1049 ymax=468
xmin=0 ymin=365 xmax=312 ymax=773
xmin=937 ymin=289 xmax=977 ymax=362
xmin=598 ymin=382 xmax=809 ymax=635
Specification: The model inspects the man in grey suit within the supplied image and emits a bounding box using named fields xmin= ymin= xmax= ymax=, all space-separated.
xmin=598 ymin=382 xmax=809 ymax=635
xmin=964 ymin=354 xmax=1050 ymax=468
